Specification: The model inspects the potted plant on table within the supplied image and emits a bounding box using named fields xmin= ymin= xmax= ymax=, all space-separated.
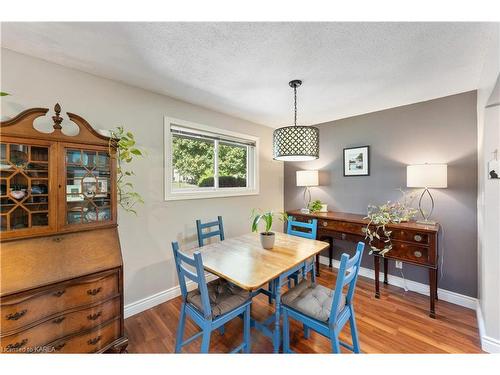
xmin=251 ymin=209 xmax=288 ymax=249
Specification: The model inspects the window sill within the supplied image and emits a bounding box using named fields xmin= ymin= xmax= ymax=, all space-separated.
xmin=164 ymin=189 xmax=259 ymax=201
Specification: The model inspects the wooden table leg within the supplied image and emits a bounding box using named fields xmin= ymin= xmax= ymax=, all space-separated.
xmin=429 ymin=268 xmax=437 ymax=318
xmin=374 ymin=256 xmax=380 ymax=299
xmin=315 ymin=254 xmax=320 ymax=277
xmin=383 ymin=257 xmax=389 ymax=285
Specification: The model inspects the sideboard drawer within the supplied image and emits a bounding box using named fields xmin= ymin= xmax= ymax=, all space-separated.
xmin=386 ymin=243 xmax=430 ymax=265
xmin=319 ymin=220 xmax=365 ymax=236
xmin=1 ymin=270 xmax=119 ymax=332
xmin=1 ymin=297 xmax=120 ymax=352
xmin=49 ymin=318 xmax=120 ymax=353
xmin=391 ymin=230 xmax=430 ymax=245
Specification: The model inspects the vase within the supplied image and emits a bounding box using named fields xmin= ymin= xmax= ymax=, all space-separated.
xmin=260 ymin=232 xmax=275 ymax=249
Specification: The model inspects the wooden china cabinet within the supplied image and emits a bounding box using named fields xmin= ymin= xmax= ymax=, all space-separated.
xmin=0 ymin=104 xmax=128 ymax=353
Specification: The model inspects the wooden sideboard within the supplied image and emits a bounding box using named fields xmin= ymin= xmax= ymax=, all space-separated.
xmin=287 ymin=210 xmax=440 ymax=318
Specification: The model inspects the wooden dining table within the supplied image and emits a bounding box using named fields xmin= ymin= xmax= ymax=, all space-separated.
xmin=186 ymin=232 xmax=329 ymax=352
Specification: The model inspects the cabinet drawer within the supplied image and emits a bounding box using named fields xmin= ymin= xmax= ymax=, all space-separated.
xmin=1 ymin=297 xmax=120 ymax=352
xmin=319 ymin=220 xmax=365 ymax=235
xmin=386 ymin=243 xmax=430 ymax=265
xmin=1 ymin=271 xmax=119 ymax=332
xmin=390 ymin=230 xmax=430 ymax=245
xmin=49 ymin=318 xmax=120 ymax=353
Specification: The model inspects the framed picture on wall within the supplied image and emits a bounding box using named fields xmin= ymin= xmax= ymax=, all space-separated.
xmin=343 ymin=146 xmax=370 ymax=176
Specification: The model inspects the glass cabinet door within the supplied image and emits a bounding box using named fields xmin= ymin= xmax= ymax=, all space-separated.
xmin=0 ymin=142 xmax=50 ymax=232
xmin=65 ymin=148 xmax=112 ymax=226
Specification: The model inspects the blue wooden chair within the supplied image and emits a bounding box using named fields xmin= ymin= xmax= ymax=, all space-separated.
xmin=196 ymin=216 xmax=224 ymax=247
xmin=281 ymin=241 xmax=365 ymax=353
xmin=287 ymin=218 xmax=318 ymax=285
xmin=172 ymin=241 xmax=252 ymax=353
xmin=262 ymin=218 xmax=318 ymax=304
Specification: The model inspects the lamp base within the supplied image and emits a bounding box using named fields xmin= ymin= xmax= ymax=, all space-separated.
xmin=300 ymin=208 xmax=310 ymax=214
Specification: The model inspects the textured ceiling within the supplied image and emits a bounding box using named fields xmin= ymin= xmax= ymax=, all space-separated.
xmin=1 ymin=22 xmax=497 ymax=127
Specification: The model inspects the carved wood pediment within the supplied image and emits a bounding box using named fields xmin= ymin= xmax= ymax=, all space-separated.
xmin=1 ymin=104 xmax=110 ymax=146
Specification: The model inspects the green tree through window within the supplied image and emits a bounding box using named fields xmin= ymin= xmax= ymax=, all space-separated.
xmin=172 ymin=136 xmax=214 ymax=187
xmin=172 ymin=136 xmax=248 ymax=189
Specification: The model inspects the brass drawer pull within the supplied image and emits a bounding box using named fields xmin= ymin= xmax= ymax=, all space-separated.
xmin=87 ymin=311 xmax=102 ymax=321
xmin=341 ymin=233 xmax=347 ymax=240
xmin=6 ymin=309 xmax=27 ymax=321
xmin=414 ymin=234 xmax=423 ymax=242
xmin=6 ymin=339 xmax=28 ymax=350
xmin=54 ymin=342 xmax=66 ymax=351
xmin=87 ymin=335 xmax=102 ymax=345
xmin=414 ymin=250 xmax=423 ymax=258
xmin=361 ymin=227 xmax=367 ymax=234
xmin=87 ymin=287 xmax=102 ymax=296
xmin=53 ymin=237 xmax=63 ymax=243
xmin=52 ymin=316 xmax=66 ymax=324
xmin=322 ymin=221 xmax=328 ymax=227
xmin=53 ymin=290 xmax=66 ymax=297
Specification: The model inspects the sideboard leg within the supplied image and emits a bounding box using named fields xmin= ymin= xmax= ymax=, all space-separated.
xmin=383 ymin=257 xmax=388 ymax=285
xmin=327 ymin=237 xmax=333 ymax=268
xmin=374 ymin=256 xmax=380 ymax=299
xmin=429 ymin=268 xmax=437 ymax=318
xmin=435 ymin=269 xmax=439 ymax=300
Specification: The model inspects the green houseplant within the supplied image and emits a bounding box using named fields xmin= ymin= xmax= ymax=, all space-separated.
xmin=364 ymin=190 xmax=418 ymax=255
xmin=251 ymin=209 xmax=288 ymax=249
xmin=309 ymin=199 xmax=323 ymax=213
xmin=108 ymin=127 xmax=144 ymax=214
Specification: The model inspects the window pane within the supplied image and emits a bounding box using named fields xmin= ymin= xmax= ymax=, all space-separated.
xmin=218 ymin=142 xmax=247 ymax=188
xmin=172 ymin=134 xmax=215 ymax=189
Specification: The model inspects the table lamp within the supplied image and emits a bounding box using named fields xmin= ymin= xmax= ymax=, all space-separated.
xmin=296 ymin=170 xmax=319 ymax=213
xmin=407 ymin=163 xmax=447 ymax=224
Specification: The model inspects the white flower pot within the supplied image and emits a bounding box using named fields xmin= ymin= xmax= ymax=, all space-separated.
xmin=320 ymin=204 xmax=328 ymax=212
xmin=260 ymin=232 xmax=275 ymax=249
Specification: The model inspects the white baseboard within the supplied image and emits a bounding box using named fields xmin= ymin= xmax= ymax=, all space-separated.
xmin=476 ymin=301 xmax=500 ymax=353
xmin=124 ymin=273 xmax=217 ymax=319
xmin=319 ymin=255 xmax=478 ymax=310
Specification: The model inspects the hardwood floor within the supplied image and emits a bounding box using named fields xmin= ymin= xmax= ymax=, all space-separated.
xmin=124 ymin=265 xmax=482 ymax=353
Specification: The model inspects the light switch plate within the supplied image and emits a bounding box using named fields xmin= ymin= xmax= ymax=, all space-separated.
xmin=395 ymin=261 xmax=403 ymax=269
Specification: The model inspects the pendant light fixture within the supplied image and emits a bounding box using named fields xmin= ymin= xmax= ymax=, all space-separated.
xmin=273 ymin=80 xmax=319 ymax=161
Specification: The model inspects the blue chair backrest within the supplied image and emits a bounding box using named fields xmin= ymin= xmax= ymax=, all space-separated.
xmin=287 ymin=218 xmax=318 ymax=240
xmin=196 ymin=216 xmax=225 ymax=247
xmin=329 ymin=241 xmax=365 ymax=323
xmin=172 ymin=241 xmax=212 ymax=318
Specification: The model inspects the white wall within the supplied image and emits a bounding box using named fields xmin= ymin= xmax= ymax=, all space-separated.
xmin=0 ymin=48 xmax=284 ymax=308
xmin=476 ymin=24 xmax=500 ymax=353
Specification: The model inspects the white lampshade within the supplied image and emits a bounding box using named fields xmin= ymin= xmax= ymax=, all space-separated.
xmin=407 ymin=164 xmax=448 ymax=188
xmin=296 ymin=170 xmax=319 ymax=187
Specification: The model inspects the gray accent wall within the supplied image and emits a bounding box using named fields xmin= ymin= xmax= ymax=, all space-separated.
xmin=284 ymin=91 xmax=478 ymax=297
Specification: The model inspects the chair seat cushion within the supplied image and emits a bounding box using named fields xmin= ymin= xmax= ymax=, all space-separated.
xmin=282 ymin=280 xmax=345 ymax=322
xmin=187 ymin=279 xmax=251 ymax=318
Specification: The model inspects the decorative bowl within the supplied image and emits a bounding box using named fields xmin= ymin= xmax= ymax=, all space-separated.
xmin=10 ymin=190 xmax=26 ymax=200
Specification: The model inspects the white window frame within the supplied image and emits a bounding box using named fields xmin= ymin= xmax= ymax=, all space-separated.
xmin=164 ymin=116 xmax=259 ymax=201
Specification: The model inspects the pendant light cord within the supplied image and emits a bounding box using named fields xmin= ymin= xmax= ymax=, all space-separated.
xmin=294 ymin=85 xmax=297 ymax=126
